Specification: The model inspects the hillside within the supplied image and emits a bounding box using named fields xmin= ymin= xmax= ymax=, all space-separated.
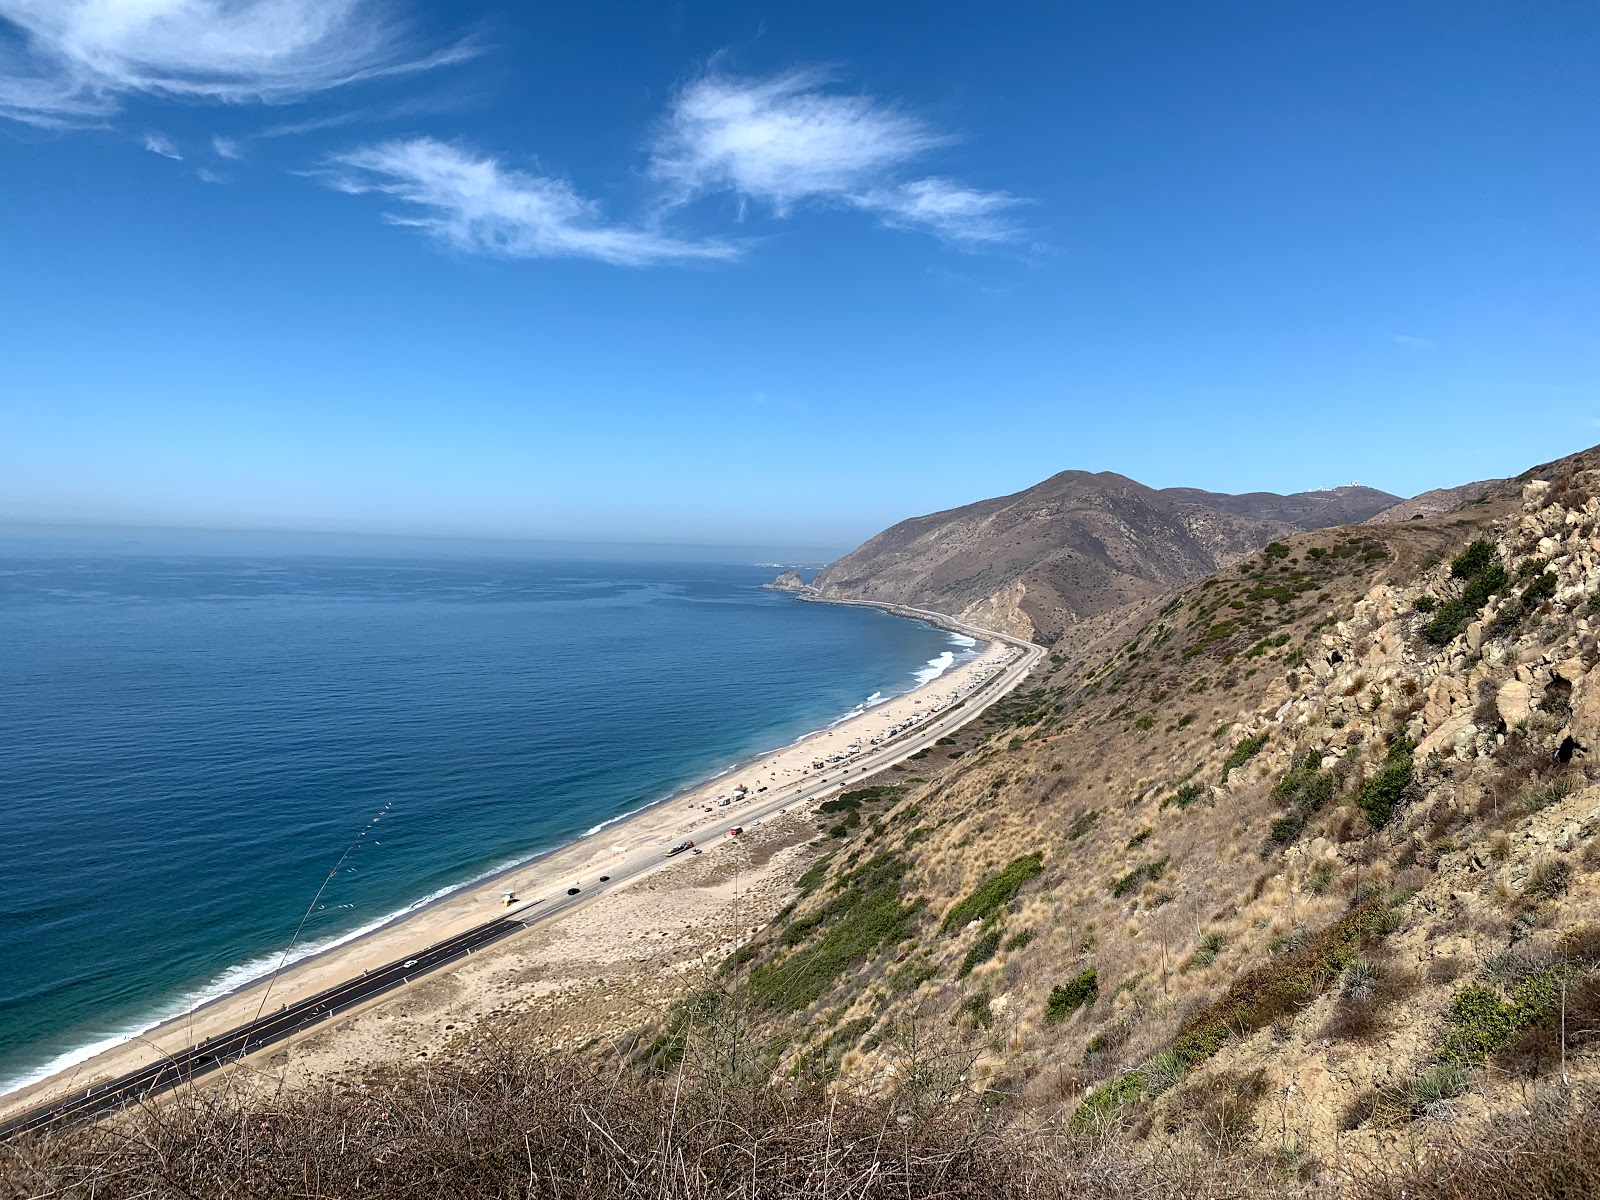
xmin=1365 ymin=479 xmax=1502 ymax=524
xmin=812 ymin=471 xmax=1400 ymax=642
xmin=645 ymin=444 xmax=1600 ymax=1175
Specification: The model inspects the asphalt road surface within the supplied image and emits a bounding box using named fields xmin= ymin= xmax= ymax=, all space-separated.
xmin=1 ymin=612 xmax=1041 ymax=1141
xmin=0 ymin=915 xmax=530 ymax=1140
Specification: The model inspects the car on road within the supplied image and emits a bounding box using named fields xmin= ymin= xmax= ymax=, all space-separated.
xmin=666 ymin=840 xmax=694 ymax=856
xmin=566 ymin=886 xmax=580 ymax=895
xmin=403 ymin=960 xmax=417 ymax=968
xmin=598 ymin=874 xmax=610 ymax=882
xmin=727 ymin=826 xmax=743 ymax=836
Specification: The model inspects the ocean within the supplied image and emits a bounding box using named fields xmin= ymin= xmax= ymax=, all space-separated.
xmin=0 ymin=531 xmax=971 ymax=1095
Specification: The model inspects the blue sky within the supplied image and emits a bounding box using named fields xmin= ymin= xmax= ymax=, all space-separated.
xmin=2 ymin=1 xmax=1597 ymax=554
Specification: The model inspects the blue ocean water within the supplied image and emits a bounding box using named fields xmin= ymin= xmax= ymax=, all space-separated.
xmin=0 ymin=532 xmax=967 ymax=1094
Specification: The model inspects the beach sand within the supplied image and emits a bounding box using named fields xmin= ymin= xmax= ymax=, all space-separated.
xmin=1 ymin=627 xmax=1030 ymax=1120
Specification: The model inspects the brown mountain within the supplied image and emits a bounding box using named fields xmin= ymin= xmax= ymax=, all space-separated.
xmin=1364 ymin=478 xmax=1501 ymax=523
xmin=812 ymin=471 xmax=1401 ymax=641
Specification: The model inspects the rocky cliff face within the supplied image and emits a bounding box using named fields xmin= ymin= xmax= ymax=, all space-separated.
xmin=813 ymin=471 xmax=1401 ymax=642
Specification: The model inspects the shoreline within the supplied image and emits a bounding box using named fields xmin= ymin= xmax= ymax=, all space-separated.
xmin=1 ymin=601 xmax=1035 ymax=1118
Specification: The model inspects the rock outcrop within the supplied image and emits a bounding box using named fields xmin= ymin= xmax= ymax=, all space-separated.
xmin=763 ymin=569 xmax=811 ymax=593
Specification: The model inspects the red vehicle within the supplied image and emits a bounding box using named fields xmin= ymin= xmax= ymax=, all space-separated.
xmin=728 ymin=827 xmax=743 ymax=836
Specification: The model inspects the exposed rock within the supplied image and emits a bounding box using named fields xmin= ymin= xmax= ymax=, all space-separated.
xmin=762 ymin=569 xmax=810 ymax=593
xmin=1491 ymin=681 xmax=1529 ymax=729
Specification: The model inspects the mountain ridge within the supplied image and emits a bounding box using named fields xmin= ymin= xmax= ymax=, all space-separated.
xmin=814 ymin=470 xmax=1402 ymax=642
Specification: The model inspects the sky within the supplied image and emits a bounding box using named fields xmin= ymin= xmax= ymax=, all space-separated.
xmin=2 ymin=1 xmax=1598 ymax=555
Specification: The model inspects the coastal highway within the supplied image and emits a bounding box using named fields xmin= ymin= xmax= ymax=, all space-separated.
xmin=0 ymin=916 xmax=532 ymax=1140
xmin=1 ymin=613 xmax=1042 ymax=1141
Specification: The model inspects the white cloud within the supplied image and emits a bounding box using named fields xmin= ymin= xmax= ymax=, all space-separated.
xmin=324 ymin=138 xmax=738 ymax=267
xmin=0 ymin=0 xmax=468 ymax=126
xmin=260 ymin=110 xmax=364 ymax=138
xmin=142 ymin=131 xmax=181 ymax=159
xmin=651 ymin=70 xmax=942 ymax=212
xmin=857 ymin=177 xmax=1024 ymax=244
xmin=649 ymin=70 xmax=1023 ymax=244
xmin=195 ymin=166 xmax=224 ymax=183
xmin=211 ymin=135 xmax=241 ymax=159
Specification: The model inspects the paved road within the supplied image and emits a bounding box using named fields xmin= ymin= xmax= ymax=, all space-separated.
xmin=1 ymin=613 xmax=1042 ymax=1141
xmin=0 ymin=916 xmax=530 ymax=1140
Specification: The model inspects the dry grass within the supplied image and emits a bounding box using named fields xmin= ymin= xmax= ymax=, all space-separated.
xmin=1350 ymin=1084 xmax=1600 ymax=1200
xmin=0 ymin=1050 xmax=1294 ymax=1200
xmin=6 ymin=1052 xmax=1598 ymax=1200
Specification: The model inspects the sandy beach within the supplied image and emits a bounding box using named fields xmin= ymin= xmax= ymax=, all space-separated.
xmin=1 ymin=614 xmax=1035 ymax=1121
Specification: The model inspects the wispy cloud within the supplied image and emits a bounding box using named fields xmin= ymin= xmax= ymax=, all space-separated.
xmin=211 ymin=136 xmax=241 ymax=160
xmin=649 ymin=70 xmax=1024 ymax=244
xmin=142 ymin=131 xmax=181 ymax=160
xmin=0 ymin=0 xmax=471 ymax=126
xmin=857 ymin=177 xmax=1024 ymax=244
xmin=261 ymin=109 xmax=367 ymax=139
xmin=195 ymin=166 xmax=225 ymax=184
xmin=323 ymin=138 xmax=738 ymax=267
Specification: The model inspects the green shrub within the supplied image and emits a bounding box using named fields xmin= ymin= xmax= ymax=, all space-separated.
xmin=749 ymin=854 xmax=921 ymax=1012
xmin=1191 ymin=931 xmax=1228 ymax=967
xmin=1221 ymin=731 xmax=1270 ymax=782
xmin=1170 ymin=897 xmax=1391 ymax=1067
xmin=1270 ymin=811 xmax=1307 ymax=844
xmin=1045 ymin=969 xmax=1099 ymax=1023
xmin=1142 ymin=1051 xmax=1186 ymax=1097
xmin=1413 ymin=595 xmax=1438 ymax=613
xmin=1412 ymin=1062 xmax=1471 ymax=1105
xmin=1489 ymin=570 xmax=1559 ymax=638
xmin=797 ymin=854 xmax=834 ymax=897
xmin=722 ymin=943 xmax=761 ymax=973
xmin=1111 ymin=857 xmax=1169 ymax=899
xmin=1424 ymin=542 xmax=1508 ymax=644
xmin=887 ymin=958 xmax=936 ymax=993
xmin=1184 ymin=620 xmax=1238 ymax=659
xmin=1451 ymin=539 xmax=1494 ymax=579
xmin=1246 ymin=632 xmax=1292 ymax=659
xmin=1066 ymin=809 xmax=1100 ymax=840
xmin=960 ymin=990 xmax=995 ymax=1029
xmin=1438 ymin=970 xmax=1561 ymax=1062
xmin=1268 ymin=755 xmax=1337 ymax=845
xmin=1070 ymin=1069 xmax=1143 ymax=1131
xmin=1004 ymin=928 xmax=1035 ymax=952
xmin=1356 ymin=736 xmax=1416 ymax=828
xmin=941 ymin=852 xmax=1045 ymax=931
xmin=958 ymin=925 xmax=1004 ymax=978
xmin=1525 ymin=857 xmax=1573 ymax=900
xmin=1169 ymin=783 xmax=1205 ymax=809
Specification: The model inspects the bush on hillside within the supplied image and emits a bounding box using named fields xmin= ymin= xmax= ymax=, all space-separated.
xmin=1045 ymin=969 xmax=1099 ymax=1023
xmin=941 ymin=852 xmax=1044 ymax=931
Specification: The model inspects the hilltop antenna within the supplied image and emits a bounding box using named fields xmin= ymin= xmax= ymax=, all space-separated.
xmin=246 ymin=802 xmax=393 ymax=1033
